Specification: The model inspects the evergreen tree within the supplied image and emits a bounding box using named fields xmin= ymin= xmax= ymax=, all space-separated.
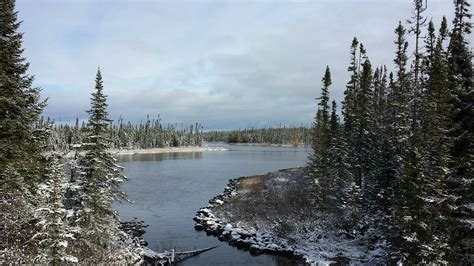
xmin=379 ymin=71 xmax=398 ymax=216
xmin=342 ymin=38 xmax=360 ymax=179
xmin=34 ymin=154 xmax=77 ymax=264
xmin=407 ymin=0 xmax=428 ymax=134
xmin=0 ymin=0 xmax=48 ymax=261
xmin=72 ymin=69 xmax=128 ymax=262
xmin=354 ymin=58 xmax=375 ymax=194
xmin=319 ymin=66 xmax=332 ymax=130
xmin=0 ymin=0 xmax=47 ymax=189
xmin=417 ymin=18 xmax=453 ymax=262
xmin=326 ymin=100 xmax=359 ymax=232
xmin=391 ymin=22 xmax=412 ymax=152
xmin=309 ymin=67 xmax=333 ymax=211
xmin=445 ymin=0 xmax=473 ymax=262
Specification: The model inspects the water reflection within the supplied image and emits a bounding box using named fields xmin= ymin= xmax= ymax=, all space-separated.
xmin=118 ymin=152 xmax=203 ymax=162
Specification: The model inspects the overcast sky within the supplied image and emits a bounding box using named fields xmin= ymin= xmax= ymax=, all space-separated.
xmin=17 ymin=0 xmax=459 ymax=130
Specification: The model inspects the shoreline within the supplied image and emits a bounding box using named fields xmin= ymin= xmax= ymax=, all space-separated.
xmin=225 ymin=142 xmax=309 ymax=148
xmin=112 ymin=146 xmax=227 ymax=156
xmin=66 ymin=145 xmax=227 ymax=158
xmin=193 ymin=168 xmax=384 ymax=265
xmin=193 ymin=168 xmax=310 ymax=264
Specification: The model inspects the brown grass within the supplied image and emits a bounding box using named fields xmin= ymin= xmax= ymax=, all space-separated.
xmin=214 ymin=168 xmax=318 ymax=238
xmin=236 ymin=175 xmax=264 ymax=193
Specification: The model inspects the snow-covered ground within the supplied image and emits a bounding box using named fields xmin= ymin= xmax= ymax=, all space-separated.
xmin=111 ymin=146 xmax=227 ymax=155
xmin=229 ymin=143 xmax=307 ymax=148
xmin=66 ymin=145 xmax=227 ymax=157
xmin=194 ymin=168 xmax=386 ymax=265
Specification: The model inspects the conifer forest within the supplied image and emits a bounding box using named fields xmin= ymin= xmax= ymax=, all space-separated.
xmin=0 ymin=0 xmax=472 ymax=264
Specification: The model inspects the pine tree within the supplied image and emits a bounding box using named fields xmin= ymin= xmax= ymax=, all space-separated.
xmin=309 ymin=67 xmax=333 ymax=211
xmin=397 ymin=64 xmax=448 ymax=259
xmin=0 ymin=0 xmax=48 ymax=262
xmin=342 ymin=38 xmax=360 ymax=179
xmin=417 ymin=17 xmax=453 ymax=263
xmin=319 ymin=66 xmax=332 ymax=131
xmin=0 ymin=0 xmax=47 ymax=188
xmin=407 ymin=0 xmax=428 ymax=135
xmin=354 ymin=58 xmax=375 ymax=194
xmin=72 ymin=69 xmax=128 ymax=262
xmin=326 ymin=100 xmax=359 ymax=232
xmin=379 ymin=71 xmax=398 ymax=216
xmin=392 ymin=22 xmax=412 ymax=152
xmin=34 ymin=154 xmax=77 ymax=264
xmin=388 ymin=22 xmax=426 ymax=262
xmin=445 ymin=0 xmax=473 ymax=262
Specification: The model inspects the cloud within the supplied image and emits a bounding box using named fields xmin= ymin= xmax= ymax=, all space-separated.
xmin=17 ymin=0 xmax=456 ymax=130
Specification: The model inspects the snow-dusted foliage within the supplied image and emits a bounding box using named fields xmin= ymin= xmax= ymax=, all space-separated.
xmin=50 ymin=116 xmax=205 ymax=152
xmin=33 ymin=154 xmax=77 ymax=264
xmin=67 ymin=69 xmax=142 ymax=263
xmin=0 ymin=0 xmax=50 ymax=263
xmin=204 ymin=126 xmax=312 ymax=146
xmin=306 ymin=2 xmax=473 ymax=263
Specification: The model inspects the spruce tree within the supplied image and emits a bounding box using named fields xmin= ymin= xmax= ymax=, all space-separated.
xmin=0 ymin=0 xmax=48 ymax=261
xmin=391 ymin=22 xmax=412 ymax=152
xmin=445 ymin=0 xmax=473 ymax=262
xmin=354 ymin=58 xmax=375 ymax=194
xmin=342 ymin=38 xmax=360 ymax=181
xmin=34 ymin=154 xmax=77 ymax=264
xmin=407 ymin=0 xmax=428 ymax=134
xmin=72 ymin=69 xmax=128 ymax=262
xmin=418 ymin=18 xmax=453 ymax=263
xmin=0 ymin=0 xmax=47 ymax=188
xmin=309 ymin=67 xmax=333 ymax=211
xmin=326 ymin=100 xmax=359 ymax=232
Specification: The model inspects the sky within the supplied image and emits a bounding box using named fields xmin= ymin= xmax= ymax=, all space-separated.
xmin=16 ymin=0 xmax=459 ymax=130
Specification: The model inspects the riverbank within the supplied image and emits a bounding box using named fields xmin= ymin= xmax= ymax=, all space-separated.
xmin=228 ymin=143 xmax=308 ymax=148
xmin=194 ymin=168 xmax=386 ymax=264
xmin=66 ymin=145 xmax=227 ymax=158
xmin=112 ymin=146 xmax=227 ymax=156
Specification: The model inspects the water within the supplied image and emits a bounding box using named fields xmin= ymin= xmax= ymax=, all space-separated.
xmin=115 ymin=144 xmax=310 ymax=265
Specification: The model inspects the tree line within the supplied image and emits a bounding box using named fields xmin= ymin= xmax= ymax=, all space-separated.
xmin=0 ymin=1 xmax=142 ymax=263
xmin=50 ymin=116 xmax=203 ymax=151
xmin=204 ymin=126 xmax=311 ymax=146
xmin=309 ymin=0 xmax=472 ymax=263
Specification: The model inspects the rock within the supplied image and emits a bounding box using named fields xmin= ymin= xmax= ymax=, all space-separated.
xmin=218 ymin=232 xmax=231 ymax=242
xmin=223 ymin=223 xmax=233 ymax=231
xmin=231 ymin=231 xmax=241 ymax=240
xmin=206 ymin=220 xmax=216 ymax=226
xmin=194 ymin=224 xmax=204 ymax=231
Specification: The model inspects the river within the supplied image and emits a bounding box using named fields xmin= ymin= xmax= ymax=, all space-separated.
xmin=115 ymin=143 xmax=310 ymax=265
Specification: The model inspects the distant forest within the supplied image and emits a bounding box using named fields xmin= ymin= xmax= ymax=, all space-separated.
xmin=49 ymin=116 xmax=204 ymax=151
xmin=203 ymin=126 xmax=311 ymax=146
xmin=50 ymin=118 xmax=312 ymax=150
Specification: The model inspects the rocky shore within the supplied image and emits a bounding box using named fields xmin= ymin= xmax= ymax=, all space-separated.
xmin=193 ymin=168 xmax=384 ymax=265
xmin=120 ymin=218 xmax=149 ymax=247
xmin=193 ymin=170 xmax=308 ymax=263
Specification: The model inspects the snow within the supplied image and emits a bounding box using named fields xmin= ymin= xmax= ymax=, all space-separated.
xmin=65 ymin=146 xmax=227 ymax=158
xmin=62 ymin=255 xmax=78 ymax=263
xmin=195 ymin=168 xmax=389 ymax=264
xmin=224 ymin=224 xmax=233 ymax=231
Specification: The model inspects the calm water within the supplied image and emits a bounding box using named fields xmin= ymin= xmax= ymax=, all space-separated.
xmin=115 ymin=144 xmax=310 ymax=265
